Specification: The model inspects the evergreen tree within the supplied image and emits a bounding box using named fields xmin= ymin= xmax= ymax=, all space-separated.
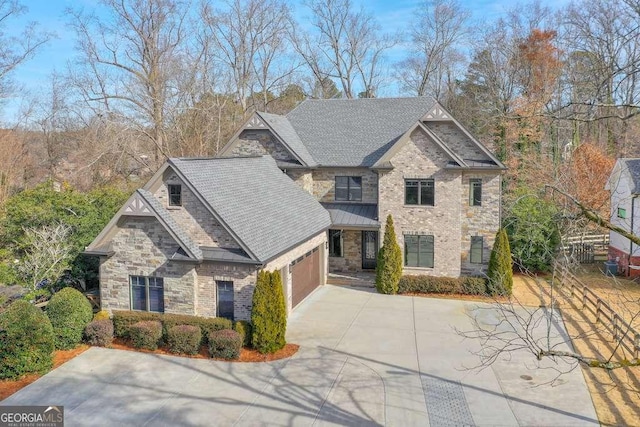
xmin=376 ymin=215 xmax=403 ymax=294
xmin=251 ymin=270 xmax=287 ymax=354
xmin=487 ymin=228 xmax=513 ymax=296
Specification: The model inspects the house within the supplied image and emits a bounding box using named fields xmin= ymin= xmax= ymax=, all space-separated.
xmin=606 ymin=158 xmax=640 ymax=277
xmin=220 ymin=97 xmax=505 ymax=277
xmin=85 ymin=155 xmax=331 ymax=320
xmin=86 ymin=97 xmax=505 ymax=320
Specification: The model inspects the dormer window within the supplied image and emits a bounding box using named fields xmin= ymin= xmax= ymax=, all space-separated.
xmin=168 ymin=184 xmax=182 ymax=206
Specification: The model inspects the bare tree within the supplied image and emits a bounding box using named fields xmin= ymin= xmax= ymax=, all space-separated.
xmin=66 ymin=0 xmax=191 ymax=164
xmin=395 ymin=0 xmax=470 ymax=100
xmin=0 ymin=0 xmax=51 ymax=104
xmin=292 ymin=0 xmax=395 ymax=98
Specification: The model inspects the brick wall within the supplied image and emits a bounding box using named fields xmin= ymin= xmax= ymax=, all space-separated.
xmin=328 ymin=230 xmax=362 ymax=272
xmin=195 ymin=263 xmax=257 ymax=320
xmin=378 ymin=128 xmax=464 ymax=277
xmin=425 ymin=122 xmax=492 ymax=160
xmin=229 ymin=130 xmax=296 ymax=162
xmin=99 ymin=217 xmax=197 ymax=315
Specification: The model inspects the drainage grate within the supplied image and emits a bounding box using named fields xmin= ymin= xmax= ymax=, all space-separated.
xmin=422 ymin=375 xmax=475 ymax=426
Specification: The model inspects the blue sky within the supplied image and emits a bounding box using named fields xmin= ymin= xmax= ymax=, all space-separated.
xmin=1 ymin=0 xmax=566 ymax=122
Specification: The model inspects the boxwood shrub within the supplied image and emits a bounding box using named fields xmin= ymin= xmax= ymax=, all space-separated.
xmin=234 ymin=320 xmax=252 ymax=348
xmin=209 ymin=329 xmax=242 ymax=360
xmin=166 ymin=325 xmax=201 ymax=355
xmin=398 ymin=275 xmax=487 ymax=295
xmin=129 ymin=320 xmax=163 ymax=350
xmin=46 ymin=287 xmax=94 ymax=350
xmin=84 ymin=319 xmax=114 ymax=347
xmin=0 ymin=300 xmax=55 ymax=379
xmin=112 ymin=311 xmax=232 ymax=345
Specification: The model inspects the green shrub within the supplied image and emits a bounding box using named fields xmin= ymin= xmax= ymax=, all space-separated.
xmin=376 ymin=215 xmax=403 ymax=294
xmin=0 ymin=300 xmax=55 ymax=379
xmin=111 ymin=310 xmax=231 ymax=345
xmin=84 ymin=319 xmax=114 ymax=347
xmin=46 ymin=287 xmax=94 ymax=350
xmin=251 ymin=270 xmax=287 ymax=354
xmin=93 ymin=310 xmax=111 ymax=321
xmin=129 ymin=320 xmax=163 ymax=350
xmin=234 ymin=320 xmax=252 ymax=348
xmin=487 ymin=229 xmax=514 ymax=296
xmin=209 ymin=329 xmax=242 ymax=359
xmin=398 ymin=275 xmax=487 ymax=295
xmin=167 ymin=325 xmax=201 ymax=355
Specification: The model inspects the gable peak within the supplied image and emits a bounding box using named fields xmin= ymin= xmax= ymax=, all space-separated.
xmin=423 ymin=105 xmax=451 ymax=121
xmin=123 ymin=193 xmax=153 ymax=216
xmin=246 ymin=114 xmax=267 ymax=129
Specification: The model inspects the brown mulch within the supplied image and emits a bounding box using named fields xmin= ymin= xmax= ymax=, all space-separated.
xmin=0 ymin=345 xmax=90 ymax=401
xmin=110 ymin=338 xmax=299 ymax=362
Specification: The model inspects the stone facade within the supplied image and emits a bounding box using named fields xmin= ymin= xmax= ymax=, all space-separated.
xmin=229 ymin=130 xmax=297 ymax=162
xmin=286 ymin=170 xmax=314 ymax=194
xmin=425 ymin=122 xmax=492 ymax=160
xmin=328 ymin=230 xmax=363 ymax=273
xmin=155 ymin=170 xmax=240 ymax=249
xmin=195 ymin=263 xmax=257 ymax=320
xmin=99 ymin=217 xmax=197 ymax=315
xmin=312 ymin=168 xmax=378 ymax=203
xmin=263 ymin=231 xmax=327 ymax=313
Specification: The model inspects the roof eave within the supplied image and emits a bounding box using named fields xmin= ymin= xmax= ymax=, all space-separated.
xmin=259 ymin=226 xmax=330 ymax=265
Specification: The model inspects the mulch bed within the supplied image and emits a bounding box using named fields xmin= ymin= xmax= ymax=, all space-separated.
xmin=110 ymin=338 xmax=299 ymax=362
xmin=403 ymin=292 xmax=508 ymax=303
xmin=0 ymin=345 xmax=90 ymax=401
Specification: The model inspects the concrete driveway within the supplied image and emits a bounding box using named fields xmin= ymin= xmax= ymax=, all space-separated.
xmin=2 ymin=285 xmax=598 ymax=426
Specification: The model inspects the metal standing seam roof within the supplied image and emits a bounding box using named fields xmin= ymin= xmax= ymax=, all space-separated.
xmin=257 ymin=112 xmax=317 ymax=167
xmin=321 ymin=203 xmax=379 ymax=228
xmin=169 ymin=156 xmax=332 ymax=263
xmin=200 ymin=247 xmax=257 ymax=264
xmin=285 ymin=97 xmax=437 ymax=167
xmin=136 ymin=189 xmax=203 ymax=260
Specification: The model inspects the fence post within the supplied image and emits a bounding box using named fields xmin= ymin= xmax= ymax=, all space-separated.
xmin=635 ymin=334 xmax=640 ymax=359
xmin=612 ymin=313 xmax=619 ymax=341
xmin=582 ymin=288 xmax=587 ymax=309
xmin=596 ymin=299 xmax=601 ymax=323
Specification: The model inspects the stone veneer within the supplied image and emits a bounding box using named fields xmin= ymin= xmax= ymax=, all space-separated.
xmin=229 ymin=130 xmax=297 ymax=162
xmin=155 ymin=169 xmax=240 ymax=248
xmin=263 ymin=231 xmax=327 ymax=313
xmin=425 ymin=122 xmax=492 ymax=160
xmin=312 ymin=168 xmax=378 ymax=203
xmin=328 ymin=230 xmax=363 ymax=272
xmin=286 ymin=170 xmax=314 ymax=194
xmin=378 ymin=127 xmax=464 ymax=277
xmin=99 ymin=217 xmax=197 ymax=315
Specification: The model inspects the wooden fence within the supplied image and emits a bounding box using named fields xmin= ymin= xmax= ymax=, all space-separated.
xmin=561 ymin=233 xmax=609 ymax=264
xmin=556 ymin=263 xmax=640 ymax=359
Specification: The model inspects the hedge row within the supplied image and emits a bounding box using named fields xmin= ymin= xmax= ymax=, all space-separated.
xmin=112 ymin=310 xmax=232 ymax=344
xmin=398 ymin=275 xmax=487 ymax=295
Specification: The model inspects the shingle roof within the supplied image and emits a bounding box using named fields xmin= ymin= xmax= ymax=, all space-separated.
xmin=321 ymin=203 xmax=379 ymax=228
xmin=169 ymin=156 xmax=331 ymax=262
xmin=286 ymin=97 xmax=437 ymax=167
xmin=622 ymin=159 xmax=640 ymax=194
xmin=200 ymin=247 xmax=257 ymax=264
xmin=258 ymin=112 xmax=317 ymax=167
xmin=136 ymin=189 xmax=203 ymax=260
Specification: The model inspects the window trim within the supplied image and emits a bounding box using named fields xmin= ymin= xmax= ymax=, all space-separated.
xmin=335 ymin=176 xmax=363 ymax=201
xmin=404 ymin=179 xmax=435 ymax=206
xmin=469 ymin=179 xmax=482 ymax=206
xmin=404 ymin=234 xmax=434 ymax=268
xmin=470 ymin=236 xmax=483 ymax=264
xmin=328 ymin=229 xmax=344 ymax=258
xmin=130 ymin=275 xmax=164 ymax=313
xmin=618 ymin=207 xmax=627 ymax=219
xmin=168 ymin=184 xmax=182 ymax=206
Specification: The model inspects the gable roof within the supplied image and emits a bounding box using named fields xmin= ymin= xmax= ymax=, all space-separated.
xmin=257 ymin=112 xmax=317 ymax=167
xmin=609 ymin=158 xmax=640 ymax=194
xmin=85 ymin=189 xmax=202 ymax=261
xmin=285 ymin=97 xmax=437 ymax=167
xmin=168 ymin=156 xmax=331 ymax=262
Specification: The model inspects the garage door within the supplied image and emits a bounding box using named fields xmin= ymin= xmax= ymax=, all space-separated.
xmin=291 ymin=246 xmax=321 ymax=307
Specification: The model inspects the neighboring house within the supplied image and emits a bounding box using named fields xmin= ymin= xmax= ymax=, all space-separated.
xmin=87 ymin=97 xmax=505 ymax=320
xmin=606 ymin=158 xmax=640 ymax=277
xmin=219 ymin=97 xmax=506 ymax=277
xmin=85 ymin=156 xmax=331 ymax=320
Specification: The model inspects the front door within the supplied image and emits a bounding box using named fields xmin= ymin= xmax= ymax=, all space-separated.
xmin=362 ymin=231 xmax=378 ymax=270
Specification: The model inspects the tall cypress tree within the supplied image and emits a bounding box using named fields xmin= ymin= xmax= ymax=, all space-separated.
xmin=487 ymin=228 xmax=513 ymax=296
xmin=376 ymin=215 xmax=403 ymax=294
xmin=251 ymin=270 xmax=287 ymax=354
